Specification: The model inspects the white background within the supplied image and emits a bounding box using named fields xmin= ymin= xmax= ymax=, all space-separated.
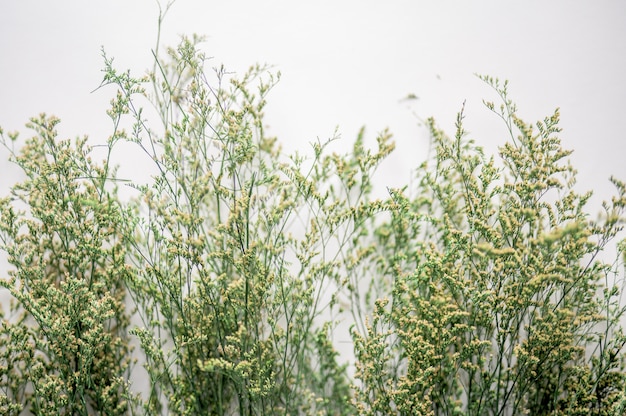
xmin=1 ymin=0 xmax=626 ymax=393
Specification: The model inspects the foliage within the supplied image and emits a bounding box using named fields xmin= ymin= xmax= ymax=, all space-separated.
xmin=351 ymin=78 xmax=626 ymax=415
xmin=0 ymin=117 xmax=134 ymax=414
xmin=94 ymin=32 xmax=390 ymax=415
xmin=1 ymin=24 xmax=625 ymax=416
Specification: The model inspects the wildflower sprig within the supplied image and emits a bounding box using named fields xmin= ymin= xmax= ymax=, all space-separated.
xmin=0 ymin=116 xmax=134 ymax=415
xmin=351 ymin=76 xmax=626 ymax=415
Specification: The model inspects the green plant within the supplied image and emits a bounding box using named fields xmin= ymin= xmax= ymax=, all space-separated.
xmin=0 ymin=117 xmax=134 ymax=414
xmin=1 ymin=14 xmax=625 ymax=416
xmin=98 ymin=32 xmax=390 ymax=415
xmin=350 ymin=77 xmax=626 ymax=415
